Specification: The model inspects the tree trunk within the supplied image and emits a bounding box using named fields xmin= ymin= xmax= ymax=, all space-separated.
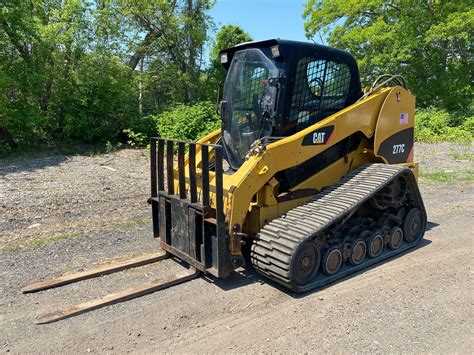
xmin=139 ymin=58 xmax=143 ymax=115
xmin=183 ymin=0 xmax=204 ymax=104
xmin=39 ymin=58 xmax=54 ymax=117
xmin=0 ymin=127 xmax=18 ymax=148
xmin=1 ymin=20 xmax=31 ymax=63
xmin=129 ymin=32 xmax=156 ymax=70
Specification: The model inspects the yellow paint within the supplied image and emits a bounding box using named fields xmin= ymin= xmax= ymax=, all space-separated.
xmin=258 ymin=166 xmax=269 ymax=175
xmin=374 ymin=87 xmax=416 ymax=162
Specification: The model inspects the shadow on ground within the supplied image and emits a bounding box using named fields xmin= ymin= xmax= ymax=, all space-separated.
xmin=206 ymin=222 xmax=437 ymax=298
xmin=0 ymin=144 xmax=125 ymax=176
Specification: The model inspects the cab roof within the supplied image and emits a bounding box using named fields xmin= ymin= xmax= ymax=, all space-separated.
xmin=219 ymin=39 xmax=358 ymax=72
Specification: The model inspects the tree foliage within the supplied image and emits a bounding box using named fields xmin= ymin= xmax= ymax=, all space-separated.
xmin=0 ymin=0 xmax=215 ymax=146
xmin=303 ymin=0 xmax=473 ymax=111
xmin=210 ymin=25 xmax=253 ymax=62
xmin=123 ymin=0 xmax=215 ymax=106
xmin=208 ymin=24 xmax=253 ymax=88
xmin=195 ymin=24 xmax=253 ymax=104
xmin=153 ymin=101 xmax=219 ymax=141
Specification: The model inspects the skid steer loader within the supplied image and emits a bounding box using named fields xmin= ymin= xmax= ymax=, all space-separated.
xmin=23 ymin=39 xmax=426 ymax=324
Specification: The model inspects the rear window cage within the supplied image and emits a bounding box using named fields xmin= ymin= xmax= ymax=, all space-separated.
xmin=289 ymin=57 xmax=352 ymax=130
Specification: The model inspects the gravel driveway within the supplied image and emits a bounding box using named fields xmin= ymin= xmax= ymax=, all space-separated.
xmin=0 ymin=143 xmax=473 ymax=353
xmin=1 ymin=149 xmax=150 ymax=251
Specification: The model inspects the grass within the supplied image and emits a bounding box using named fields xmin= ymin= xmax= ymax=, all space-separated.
xmin=450 ymin=150 xmax=474 ymax=161
xmin=2 ymin=217 xmax=152 ymax=254
xmin=1 ymin=230 xmax=85 ymax=254
xmin=420 ymin=171 xmax=457 ymax=183
xmin=420 ymin=170 xmax=474 ymax=184
xmin=1 ymin=218 xmax=152 ymax=253
xmin=461 ymin=170 xmax=474 ymax=182
xmin=120 ymin=218 xmax=152 ymax=230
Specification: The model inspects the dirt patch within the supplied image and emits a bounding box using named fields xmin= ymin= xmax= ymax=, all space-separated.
xmin=1 ymin=149 xmax=150 ymax=250
xmin=416 ymin=142 xmax=473 ymax=182
xmin=0 ymin=143 xmax=473 ymax=353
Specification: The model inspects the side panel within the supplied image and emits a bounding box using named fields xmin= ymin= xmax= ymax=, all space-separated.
xmin=377 ymin=127 xmax=414 ymax=164
xmin=374 ymin=87 xmax=415 ymax=164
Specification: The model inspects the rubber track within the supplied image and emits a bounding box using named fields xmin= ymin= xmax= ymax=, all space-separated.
xmin=250 ymin=163 xmax=427 ymax=292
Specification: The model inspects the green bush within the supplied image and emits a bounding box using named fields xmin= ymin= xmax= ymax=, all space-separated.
xmin=152 ymin=101 xmax=220 ymax=141
xmin=122 ymin=129 xmax=147 ymax=147
xmin=415 ymin=108 xmax=473 ymax=143
xmin=59 ymin=55 xmax=140 ymax=143
xmin=462 ymin=116 xmax=474 ymax=134
xmin=1 ymin=53 xmax=142 ymax=146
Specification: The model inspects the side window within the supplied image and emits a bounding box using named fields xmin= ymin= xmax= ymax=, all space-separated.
xmin=322 ymin=61 xmax=351 ymax=99
xmin=307 ymin=60 xmax=326 ymax=96
xmin=289 ymin=57 xmax=352 ymax=130
xmin=238 ymin=65 xmax=268 ymax=109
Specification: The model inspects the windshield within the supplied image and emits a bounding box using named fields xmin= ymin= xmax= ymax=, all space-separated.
xmin=221 ymin=49 xmax=278 ymax=169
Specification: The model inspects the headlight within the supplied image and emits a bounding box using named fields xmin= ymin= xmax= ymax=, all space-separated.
xmin=220 ymin=53 xmax=228 ymax=64
xmin=270 ymin=45 xmax=280 ymax=58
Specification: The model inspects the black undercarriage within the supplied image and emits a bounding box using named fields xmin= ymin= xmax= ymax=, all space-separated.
xmin=250 ymin=164 xmax=427 ymax=292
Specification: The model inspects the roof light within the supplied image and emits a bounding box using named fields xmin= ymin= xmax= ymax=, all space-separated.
xmin=220 ymin=53 xmax=228 ymax=64
xmin=270 ymin=45 xmax=280 ymax=58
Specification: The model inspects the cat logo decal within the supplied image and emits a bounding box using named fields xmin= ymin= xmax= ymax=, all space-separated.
xmin=302 ymin=126 xmax=335 ymax=146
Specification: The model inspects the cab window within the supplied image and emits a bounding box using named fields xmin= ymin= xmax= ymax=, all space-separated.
xmin=289 ymin=57 xmax=351 ymax=130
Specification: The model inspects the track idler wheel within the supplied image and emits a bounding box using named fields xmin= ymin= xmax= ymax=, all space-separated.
xmin=389 ymin=227 xmax=403 ymax=250
xmin=322 ymin=246 xmax=343 ymax=275
xmin=290 ymin=241 xmax=321 ymax=286
xmin=403 ymin=208 xmax=425 ymax=243
xmin=367 ymin=231 xmax=384 ymax=258
xmin=350 ymin=239 xmax=366 ymax=266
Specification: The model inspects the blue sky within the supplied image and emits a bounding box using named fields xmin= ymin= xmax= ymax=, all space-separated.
xmin=209 ymin=0 xmax=310 ymax=43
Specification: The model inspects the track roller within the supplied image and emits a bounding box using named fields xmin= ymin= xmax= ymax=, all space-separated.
xmin=403 ymin=207 xmax=425 ymax=243
xmin=290 ymin=241 xmax=321 ymax=286
xmin=322 ymin=247 xmax=343 ymax=275
xmin=367 ymin=231 xmax=384 ymax=258
xmin=350 ymin=239 xmax=367 ymax=266
xmin=389 ymin=227 xmax=403 ymax=250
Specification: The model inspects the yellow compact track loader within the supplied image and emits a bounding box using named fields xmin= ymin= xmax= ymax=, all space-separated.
xmin=24 ymin=39 xmax=426 ymax=324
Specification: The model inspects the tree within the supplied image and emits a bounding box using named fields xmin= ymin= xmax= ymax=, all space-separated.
xmin=210 ymin=25 xmax=253 ymax=62
xmin=0 ymin=0 xmax=140 ymax=143
xmin=198 ymin=25 xmax=252 ymax=102
xmin=0 ymin=0 xmax=215 ymax=146
xmin=123 ymin=0 xmax=214 ymax=106
xmin=210 ymin=25 xmax=253 ymax=84
xmin=303 ymin=0 xmax=473 ymax=111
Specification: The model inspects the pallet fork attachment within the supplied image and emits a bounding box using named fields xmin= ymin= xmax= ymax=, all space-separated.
xmin=149 ymin=138 xmax=234 ymax=279
xmin=21 ymin=252 xmax=169 ymax=293
xmin=22 ymin=252 xmax=200 ymax=324
xmin=23 ymin=137 xmax=229 ymax=325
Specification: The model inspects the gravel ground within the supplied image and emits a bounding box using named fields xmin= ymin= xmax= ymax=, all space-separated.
xmin=415 ymin=142 xmax=473 ymax=179
xmin=0 ymin=143 xmax=473 ymax=353
xmin=1 ymin=149 xmax=150 ymax=250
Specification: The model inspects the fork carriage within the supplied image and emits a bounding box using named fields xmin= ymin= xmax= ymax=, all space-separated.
xmin=150 ymin=138 xmax=235 ymax=278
